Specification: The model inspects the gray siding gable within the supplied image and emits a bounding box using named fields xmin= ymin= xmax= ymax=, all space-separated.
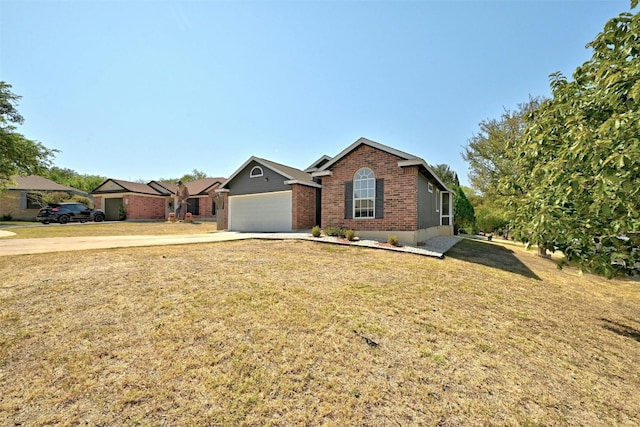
xmin=225 ymin=160 xmax=291 ymax=196
xmin=418 ymin=173 xmax=440 ymax=228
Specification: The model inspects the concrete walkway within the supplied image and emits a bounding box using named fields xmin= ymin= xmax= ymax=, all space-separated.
xmin=0 ymin=231 xmax=462 ymax=257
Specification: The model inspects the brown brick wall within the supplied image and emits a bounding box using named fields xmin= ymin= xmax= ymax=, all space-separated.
xmin=217 ymin=192 xmax=229 ymax=230
xmin=95 ymin=189 xmax=221 ymax=221
xmin=321 ymin=144 xmax=418 ymax=231
xmin=124 ymin=195 xmax=166 ymax=220
xmin=197 ymin=185 xmax=221 ymax=219
xmin=292 ymin=184 xmax=317 ymax=230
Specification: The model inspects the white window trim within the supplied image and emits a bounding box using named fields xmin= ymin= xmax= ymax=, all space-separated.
xmin=250 ymin=166 xmax=264 ymax=178
xmin=436 ymin=189 xmax=440 ymax=212
xmin=353 ymin=167 xmax=375 ymax=219
xmin=440 ymin=191 xmax=453 ymax=226
xmin=428 ymin=182 xmax=433 ymax=193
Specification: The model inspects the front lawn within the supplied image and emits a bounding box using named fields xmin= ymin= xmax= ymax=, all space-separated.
xmin=1 ymin=239 xmax=638 ymax=425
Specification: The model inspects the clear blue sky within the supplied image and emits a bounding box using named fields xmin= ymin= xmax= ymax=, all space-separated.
xmin=0 ymin=0 xmax=632 ymax=187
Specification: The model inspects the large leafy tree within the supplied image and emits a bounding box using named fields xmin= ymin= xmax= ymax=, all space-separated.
xmin=502 ymin=4 xmax=640 ymax=277
xmin=155 ymin=169 xmax=210 ymax=184
xmin=0 ymin=82 xmax=57 ymax=190
xmin=462 ymin=96 xmax=544 ymax=198
xmin=43 ymin=167 xmax=106 ymax=193
xmin=462 ymin=97 xmax=544 ymax=238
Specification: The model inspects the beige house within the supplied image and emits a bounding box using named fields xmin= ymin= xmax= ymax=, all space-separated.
xmin=0 ymin=175 xmax=88 ymax=221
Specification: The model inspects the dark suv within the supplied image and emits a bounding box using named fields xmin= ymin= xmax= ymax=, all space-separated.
xmin=37 ymin=203 xmax=105 ymax=224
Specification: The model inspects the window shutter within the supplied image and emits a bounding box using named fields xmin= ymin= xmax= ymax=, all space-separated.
xmin=375 ymin=179 xmax=384 ymax=218
xmin=344 ymin=181 xmax=353 ymax=219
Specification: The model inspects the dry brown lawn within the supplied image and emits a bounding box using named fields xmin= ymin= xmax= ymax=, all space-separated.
xmin=1 ymin=238 xmax=639 ymax=426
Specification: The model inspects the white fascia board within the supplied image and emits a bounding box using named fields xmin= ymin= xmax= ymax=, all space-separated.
xmin=304 ymin=154 xmax=333 ymax=172
xmin=311 ymin=170 xmax=333 ymax=177
xmin=318 ymin=137 xmax=416 ymax=171
xmin=218 ymin=156 xmax=261 ymax=189
xmin=284 ymin=180 xmax=322 ymax=188
xmin=215 ymin=188 xmax=230 ymax=193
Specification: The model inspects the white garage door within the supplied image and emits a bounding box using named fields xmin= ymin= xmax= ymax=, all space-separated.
xmin=228 ymin=191 xmax=292 ymax=232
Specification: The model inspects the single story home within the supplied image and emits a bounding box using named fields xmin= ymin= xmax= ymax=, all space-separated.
xmin=92 ymin=177 xmax=225 ymax=221
xmin=215 ymin=157 xmax=320 ymax=232
xmin=216 ymin=137 xmax=453 ymax=244
xmin=0 ymin=175 xmax=89 ymax=221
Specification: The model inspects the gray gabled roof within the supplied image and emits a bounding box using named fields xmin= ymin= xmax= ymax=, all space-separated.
xmin=316 ymin=137 xmax=452 ymax=192
xmin=304 ymin=155 xmax=333 ymax=173
xmin=219 ymin=156 xmax=319 ymax=189
xmin=93 ymin=177 xmax=225 ymax=196
xmin=158 ymin=178 xmax=226 ymax=196
xmin=92 ymin=178 xmax=165 ymax=195
xmin=8 ymin=175 xmax=88 ymax=195
xmin=317 ymin=137 xmax=419 ymax=170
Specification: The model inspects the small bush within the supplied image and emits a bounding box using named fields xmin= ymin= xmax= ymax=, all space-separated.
xmin=311 ymin=225 xmax=321 ymax=238
xmin=1 ymin=214 xmax=13 ymax=221
xmin=345 ymin=229 xmax=356 ymax=241
xmin=325 ymin=226 xmax=347 ymax=238
xmin=387 ymin=235 xmax=399 ymax=246
xmin=71 ymin=195 xmax=92 ymax=207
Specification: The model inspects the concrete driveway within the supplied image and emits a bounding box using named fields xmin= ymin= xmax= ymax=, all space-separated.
xmin=0 ymin=229 xmax=461 ymax=257
xmin=0 ymin=232 xmax=278 ymax=256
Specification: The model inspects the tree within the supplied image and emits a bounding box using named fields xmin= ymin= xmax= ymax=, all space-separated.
xmin=431 ymin=163 xmax=460 ymax=189
xmin=156 ymin=169 xmax=210 ymax=184
xmin=180 ymin=169 xmax=209 ymax=183
xmin=453 ymin=185 xmax=475 ymax=234
xmin=430 ymin=164 xmax=474 ymax=233
xmin=28 ymin=191 xmax=72 ymax=207
xmin=0 ymin=82 xmax=57 ymax=190
xmin=43 ymin=167 xmax=106 ymax=193
xmin=462 ymin=96 xmax=544 ymax=198
xmin=501 ymin=4 xmax=640 ymax=277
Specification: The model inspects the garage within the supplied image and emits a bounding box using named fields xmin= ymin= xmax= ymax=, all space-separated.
xmin=228 ymin=191 xmax=292 ymax=232
xmin=104 ymin=197 xmax=123 ymax=221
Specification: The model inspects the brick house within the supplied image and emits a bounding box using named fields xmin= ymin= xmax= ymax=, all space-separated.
xmin=0 ymin=175 xmax=89 ymax=221
xmin=92 ymin=178 xmax=224 ymax=221
xmin=312 ymin=137 xmax=453 ymax=244
xmin=217 ymin=138 xmax=453 ymax=244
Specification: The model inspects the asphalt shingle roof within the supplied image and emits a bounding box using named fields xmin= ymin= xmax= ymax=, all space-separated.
xmin=8 ymin=175 xmax=86 ymax=194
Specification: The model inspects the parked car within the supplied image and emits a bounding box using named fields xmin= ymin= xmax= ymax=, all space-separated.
xmin=37 ymin=203 xmax=105 ymax=224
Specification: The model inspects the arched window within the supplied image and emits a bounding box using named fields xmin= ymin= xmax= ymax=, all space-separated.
xmin=250 ymin=166 xmax=263 ymax=178
xmin=353 ymin=168 xmax=375 ymax=218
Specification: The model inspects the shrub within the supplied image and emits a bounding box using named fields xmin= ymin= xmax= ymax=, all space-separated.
xmin=345 ymin=229 xmax=356 ymax=241
xmin=1 ymin=214 xmax=13 ymax=221
xmin=71 ymin=195 xmax=92 ymax=207
xmin=325 ymin=226 xmax=347 ymax=238
xmin=311 ymin=225 xmax=321 ymax=238
xmin=387 ymin=235 xmax=399 ymax=246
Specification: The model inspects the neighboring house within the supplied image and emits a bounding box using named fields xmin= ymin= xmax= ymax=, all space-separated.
xmin=0 ymin=175 xmax=89 ymax=221
xmin=217 ymin=137 xmax=453 ymax=244
xmin=92 ymin=178 xmax=225 ymax=221
xmin=215 ymin=157 xmax=321 ymax=232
